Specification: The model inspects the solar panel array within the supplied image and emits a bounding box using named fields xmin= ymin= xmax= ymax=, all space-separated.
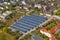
xmin=10 ymin=14 xmax=47 ymax=33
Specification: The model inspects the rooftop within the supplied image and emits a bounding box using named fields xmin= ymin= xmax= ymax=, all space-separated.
xmin=0 ymin=11 xmax=12 ymax=19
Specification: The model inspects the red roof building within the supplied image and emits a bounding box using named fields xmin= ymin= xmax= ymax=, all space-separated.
xmin=40 ymin=23 xmax=60 ymax=40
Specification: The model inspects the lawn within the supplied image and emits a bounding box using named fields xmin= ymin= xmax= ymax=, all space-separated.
xmin=0 ymin=32 xmax=15 ymax=40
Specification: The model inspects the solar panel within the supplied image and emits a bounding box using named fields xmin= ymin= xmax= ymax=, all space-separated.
xmin=16 ymin=22 xmax=34 ymax=28
xmin=20 ymin=19 xmax=38 ymax=25
xmin=18 ymin=20 xmax=38 ymax=26
xmin=10 ymin=26 xmax=26 ymax=32
xmin=19 ymin=17 xmax=40 ymax=23
xmin=10 ymin=14 xmax=47 ymax=33
xmin=11 ymin=26 xmax=27 ymax=32
xmin=12 ymin=25 xmax=29 ymax=31
xmin=13 ymin=24 xmax=30 ymax=30
xmin=20 ymin=15 xmax=46 ymax=23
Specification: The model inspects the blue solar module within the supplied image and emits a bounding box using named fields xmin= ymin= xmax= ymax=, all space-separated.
xmin=10 ymin=14 xmax=47 ymax=33
xmin=17 ymin=24 xmax=31 ymax=30
xmin=12 ymin=24 xmax=30 ymax=30
xmin=19 ymin=17 xmax=41 ymax=23
xmin=16 ymin=22 xmax=34 ymax=28
xmin=11 ymin=25 xmax=27 ymax=32
xmin=17 ymin=20 xmax=38 ymax=26
xmin=18 ymin=15 xmax=46 ymax=23
xmin=10 ymin=26 xmax=27 ymax=32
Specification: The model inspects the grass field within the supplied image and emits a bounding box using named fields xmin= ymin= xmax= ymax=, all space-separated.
xmin=0 ymin=32 xmax=15 ymax=40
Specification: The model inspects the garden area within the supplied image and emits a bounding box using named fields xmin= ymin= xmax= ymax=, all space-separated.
xmin=0 ymin=32 xmax=15 ymax=40
xmin=53 ymin=8 xmax=60 ymax=16
xmin=28 ymin=7 xmax=43 ymax=16
xmin=42 ymin=19 xmax=60 ymax=30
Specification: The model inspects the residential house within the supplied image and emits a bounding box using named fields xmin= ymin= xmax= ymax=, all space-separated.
xmin=0 ymin=11 xmax=12 ymax=19
xmin=34 ymin=3 xmax=42 ymax=8
xmin=40 ymin=23 xmax=60 ymax=40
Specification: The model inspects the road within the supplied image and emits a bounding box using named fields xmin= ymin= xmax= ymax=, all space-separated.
xmin=54 ymin=28 xmax=60 ymax=34
xmin=30 ymin=33 xmax=44 ymax=40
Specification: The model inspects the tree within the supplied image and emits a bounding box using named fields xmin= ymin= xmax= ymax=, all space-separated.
xmin=55 ymin=32 xmax=60 ymax=40
xmin=3 ymin=27 xmax=9 ymax=32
